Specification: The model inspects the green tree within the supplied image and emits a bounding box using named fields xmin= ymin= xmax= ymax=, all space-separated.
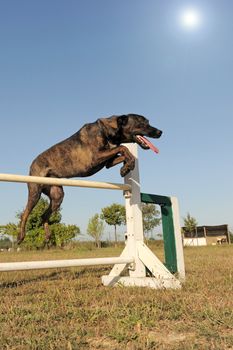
xmin=1 ymin=198 xmax=80 ymax=249
xmin=0 ymin=223 xmax=18 ymax=240
xmin=142 ymin=203 xmax=161 ymax=239
xmin=101 ymin=203 xmax=126 ymax=244
xmin=19 ymin=197 xmax=61 ymax=231
xmin=49 ymin=223 xmax=80 ymax=248
xmin=87 ymin=214 xmax=105 ymax=248
xmin=183 ymin=213 xmax=198 ymax=237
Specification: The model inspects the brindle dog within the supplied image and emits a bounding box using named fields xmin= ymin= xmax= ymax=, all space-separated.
xmin=18 ymin=114 xmax=162 ymax=243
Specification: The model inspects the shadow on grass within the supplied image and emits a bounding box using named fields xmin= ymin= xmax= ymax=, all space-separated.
xmin=0 ymin=266 xmax=110 ymax=289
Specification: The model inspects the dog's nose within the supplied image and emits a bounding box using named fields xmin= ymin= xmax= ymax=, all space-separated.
xmin=157 ymin=129 xmax=162 ymax=137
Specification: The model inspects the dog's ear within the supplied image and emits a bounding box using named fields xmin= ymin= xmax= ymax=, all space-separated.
xmin=98 ymin=116 xmax=119 ymax=139
xmin=98 ymin=115 xmax=128 ymax=142
xmin=117 ymin=115 xmax=128 ymax=128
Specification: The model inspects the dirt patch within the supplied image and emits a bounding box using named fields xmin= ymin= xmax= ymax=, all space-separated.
xmin=87 ymin=336 xmax=119 ymax=349
xmin=147 ymin=330 xmax=195 ymax=344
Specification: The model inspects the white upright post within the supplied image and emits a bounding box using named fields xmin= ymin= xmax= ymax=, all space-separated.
xmin=102 ymin=144 xmax=145 ymax=286
xmin=124 ymin=144 xmax=146 ymax=278
xmin=102 ymin=144 xmax=182 ymax=288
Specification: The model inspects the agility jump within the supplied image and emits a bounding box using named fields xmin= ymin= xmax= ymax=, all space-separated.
xmin=0 ymin=144 xmax=185 ymax=289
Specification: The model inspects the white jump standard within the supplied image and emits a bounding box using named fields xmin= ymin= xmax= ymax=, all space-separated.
xmin=102 ymin=144 xmax=184 ymax=289
xmin=0 ymin=144 xmax=185 ymax=289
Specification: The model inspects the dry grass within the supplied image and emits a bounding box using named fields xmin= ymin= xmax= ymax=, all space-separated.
xmin=0 ymin=244 xmax=232 ymax=350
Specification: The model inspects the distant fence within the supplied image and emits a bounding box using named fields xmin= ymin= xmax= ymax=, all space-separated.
xmin=182 ymin=224 xmax=230 ymax=245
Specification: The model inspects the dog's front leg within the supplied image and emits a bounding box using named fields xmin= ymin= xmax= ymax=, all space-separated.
xmin=98 ymin=145 xmax=135 ymax=177
xmin=106 ymin=155 xmax=125 ymax=169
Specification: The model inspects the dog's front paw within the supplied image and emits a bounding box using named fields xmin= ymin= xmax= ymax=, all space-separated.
xmin=128 ymin=157 xmax=135 ymax=170
xmin=120 ymin=162 xmax=135 ymax=177
xmin=120 ymin=166 xmax=130 ymax=177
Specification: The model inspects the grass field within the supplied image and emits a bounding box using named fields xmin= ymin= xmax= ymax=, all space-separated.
xmin=0 ymin=243 xmax=232 ymax=350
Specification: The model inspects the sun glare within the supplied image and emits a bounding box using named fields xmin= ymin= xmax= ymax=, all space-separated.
xmin=180 ymin=8 xmax=201 ymax=29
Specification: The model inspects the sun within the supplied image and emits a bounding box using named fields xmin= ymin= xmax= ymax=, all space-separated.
xmin=180 ymin=8 xmax=201 ymax=29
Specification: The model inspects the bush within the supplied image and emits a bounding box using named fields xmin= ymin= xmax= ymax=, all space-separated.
xmin=0 ymin=237 xmax=12 ymax=249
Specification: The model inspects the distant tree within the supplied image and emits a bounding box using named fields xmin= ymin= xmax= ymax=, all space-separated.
xmin=1 ymin=198 xmax=80 ymax=249
xmin=0 ymin=223 xmax=18 ymax=240
xmin=101 ymin=203 xmax=126 ymax=244
xmin=19 ymin=197 xmax=61 ymax=231
xmin=183 ymin=213 xmax=198 ymax=237
xmin=48 ymin=223 xmax=80 ymax=248
xmin=142 ymin=203 xmax=161 ymax=239
xmin=87 ymin=214 xmax=105 ymax=248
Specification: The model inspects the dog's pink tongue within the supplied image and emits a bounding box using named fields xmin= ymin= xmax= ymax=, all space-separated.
xmin=137 ymin=135 xmax=159 ymax=154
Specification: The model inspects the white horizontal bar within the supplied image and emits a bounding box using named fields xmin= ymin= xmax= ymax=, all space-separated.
xmin=0 ymin=256 xmax=134 ymax=272
xmin=0 ymin=173 xmax=131 ymax=191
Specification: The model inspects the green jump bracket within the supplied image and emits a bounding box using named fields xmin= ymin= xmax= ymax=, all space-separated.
xmin=141 ymin=193 xmax=185 ymax=281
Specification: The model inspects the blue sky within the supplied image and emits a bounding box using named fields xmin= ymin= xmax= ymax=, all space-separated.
xmin=0 ymin=0 xmax=232 ymax=239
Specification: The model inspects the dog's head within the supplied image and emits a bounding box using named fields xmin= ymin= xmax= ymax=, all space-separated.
xmin=98 ymin=114 xmax=162 ymax=149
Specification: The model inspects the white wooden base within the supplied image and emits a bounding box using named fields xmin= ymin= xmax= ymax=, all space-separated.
xmin=102 ymin=276 xmax=181 ymax=289
xmin=102 ymin=241 xmax=182 ymax=289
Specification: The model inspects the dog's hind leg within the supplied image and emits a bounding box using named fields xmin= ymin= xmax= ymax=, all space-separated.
xmin=41 ymin=185 xmax=64 ymax=242
xmin=18 ymin=183 xmax=42 ymax=244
